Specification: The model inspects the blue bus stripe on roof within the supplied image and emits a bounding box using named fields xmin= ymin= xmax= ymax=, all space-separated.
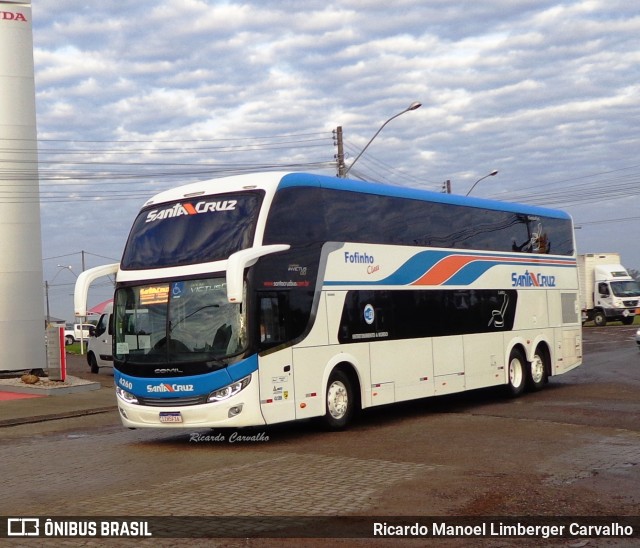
xmin=278 ymin=172 xmax=571 ymax=220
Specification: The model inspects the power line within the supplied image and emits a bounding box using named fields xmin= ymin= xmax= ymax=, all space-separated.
xmin=485 ymin=167 xmax=640 ymax=209
xmin=5 ymin=131 xmax=329 ymax=144
xmin=576 ymin=215 xmax=640 ymax=226
xmin=43 ymin=251 xmax=120 ymax=262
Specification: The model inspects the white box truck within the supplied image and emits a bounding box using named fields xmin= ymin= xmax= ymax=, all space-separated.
xmin=578 ymin=253 xmax=640 ymax=326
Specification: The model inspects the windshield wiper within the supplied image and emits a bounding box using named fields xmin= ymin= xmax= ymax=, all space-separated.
xmin=169 ymin=304 xmax=221 ymax=332
xmin=206 ymin=358 xmax=227 ymax=367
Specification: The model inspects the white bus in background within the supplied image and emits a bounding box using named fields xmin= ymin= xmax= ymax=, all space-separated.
xmin=74 ymin=172 xmax=582 ymax=430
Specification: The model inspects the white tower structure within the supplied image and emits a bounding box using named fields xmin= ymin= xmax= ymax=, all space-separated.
xmin=0 ymin=1 xmax=46 ymax=371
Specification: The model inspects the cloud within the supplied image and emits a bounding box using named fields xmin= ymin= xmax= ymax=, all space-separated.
xmin=17 ymin=0 xmax=640 ymax=319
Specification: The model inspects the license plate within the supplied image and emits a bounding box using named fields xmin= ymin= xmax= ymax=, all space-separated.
xmin=159 ymin=411 xmax=183 ymax=423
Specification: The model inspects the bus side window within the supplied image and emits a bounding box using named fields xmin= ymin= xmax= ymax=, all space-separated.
xmin=259 ymin=295 xmax=287 ymax=345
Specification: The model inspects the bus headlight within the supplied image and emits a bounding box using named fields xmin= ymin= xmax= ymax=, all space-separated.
xmin=116 ymin=386 xmax=139 ymax=405
xmin=207 ymin=375 xmax=251 ymax=403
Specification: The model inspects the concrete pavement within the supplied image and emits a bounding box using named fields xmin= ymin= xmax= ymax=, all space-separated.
xmin=0 ymin=353 xmax=116 ymax=427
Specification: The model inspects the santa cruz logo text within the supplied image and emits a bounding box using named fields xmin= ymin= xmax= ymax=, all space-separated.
xmin=147 ymin=383 xmax=195 ymax=393
xmin=145 ymin=200 xmax=237 ymax=223
xmin=511 ymin=270 xmax=556 ymax=287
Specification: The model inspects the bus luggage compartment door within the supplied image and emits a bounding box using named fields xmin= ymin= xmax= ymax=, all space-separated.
xmin=432 ymin=335 xmax=465 ymax=395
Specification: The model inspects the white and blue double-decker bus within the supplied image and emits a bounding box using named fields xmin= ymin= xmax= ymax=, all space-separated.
xmin=74 ymin=172 xmax=581 ymax=430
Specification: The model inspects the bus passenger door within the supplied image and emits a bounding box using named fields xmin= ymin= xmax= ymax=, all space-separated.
xmin=257 ymin=294 xmax=296 ymax=424
xmin=258 ymin=348 xmax=295 ymax=425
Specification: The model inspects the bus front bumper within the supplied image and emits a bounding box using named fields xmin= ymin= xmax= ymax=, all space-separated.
xmin=116 ymin=374 xmax=265 ymax=429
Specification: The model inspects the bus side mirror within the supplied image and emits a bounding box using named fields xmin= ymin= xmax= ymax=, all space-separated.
xmin=74 ymin=263 xmax=119 ymax=317
xmin=226 ymin=244 xmax=290 ymax=303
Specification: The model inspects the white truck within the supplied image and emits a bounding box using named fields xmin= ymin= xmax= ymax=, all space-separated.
xmin=578 ymin=253 xmax=640 ymax=326
xmin=86 ymin=303 xmax=113 ymax=373
xmin=63 ymin=323 xmax=95 ymax=345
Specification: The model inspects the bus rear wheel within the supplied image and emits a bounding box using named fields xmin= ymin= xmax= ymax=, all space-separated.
xmin=323 ymin=369 xmax=355 ymax=430
xmin=506 ymin=348 xmax=526 ymax=397
xmin=528 ymin=347 xmax=548 ymax=391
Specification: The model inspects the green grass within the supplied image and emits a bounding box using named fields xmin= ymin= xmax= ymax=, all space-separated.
xmin=583 ymin=315 xmax=640 ymax=327
xmin=65 ymin=342 xmax=88 ymax=354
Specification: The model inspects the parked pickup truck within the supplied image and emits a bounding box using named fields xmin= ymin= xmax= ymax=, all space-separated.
xmin=64 ymin=323 xmax=95 ymax=345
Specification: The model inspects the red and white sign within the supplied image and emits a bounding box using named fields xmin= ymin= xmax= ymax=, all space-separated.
xmin=1 ymin=11 xmax=27 ymax=21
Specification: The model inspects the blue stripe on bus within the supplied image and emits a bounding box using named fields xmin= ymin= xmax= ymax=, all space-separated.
xmin=325 ymin=250 xmax=576 ymax=287
xmin=440 ymin=259 xmax=573 ymax=286
xmin=227 ymin=353 xmax=258 ymax=382
xmin=115 ymin=354 xmax=259 ymax=398
xmin=364 ymin=250 xmax=451 ymax=285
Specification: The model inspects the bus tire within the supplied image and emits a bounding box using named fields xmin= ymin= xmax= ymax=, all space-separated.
xmin=323 ymin=369 xmax=355 ymax=430
xmin=506 ymin=348 xmax=526 ymax=397
xmin=528 ymin=346 xmax=548 ymax=391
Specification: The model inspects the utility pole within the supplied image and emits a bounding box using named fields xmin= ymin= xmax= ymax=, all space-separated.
xmin=333 ymin=126 xmax=346 ymax=178
xmin=442 ymin=180 xmax=451 ymax=193
xmin=45 ymin=281 xmax=50 ymax=324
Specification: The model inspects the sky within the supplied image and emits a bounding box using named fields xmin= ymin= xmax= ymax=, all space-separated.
xmin=24 ymin=0 xmax=640 ymax=321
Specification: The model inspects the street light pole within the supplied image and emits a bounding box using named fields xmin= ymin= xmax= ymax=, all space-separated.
xmin=57 ymin=264 xmax=77 ymax=278
xmin=45 ymin=266 xmax=75 ymax=326
xmin=342 ymin=101 xmax=422 ymax=178
xmin=465 ymin=170 xmax=499 ymax=196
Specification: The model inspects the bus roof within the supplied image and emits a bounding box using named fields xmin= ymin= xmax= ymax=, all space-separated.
xmin=141 ymin=171 xmax=571 ymax=221
xmin=278 ymin=172 xmax=572 ymax=220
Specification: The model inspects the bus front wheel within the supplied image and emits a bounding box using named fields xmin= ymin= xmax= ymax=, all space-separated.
xmin=323 ymin=369 xmax=355 ymax=430
xmin=506 ymin=348 xmax=526 ymax=397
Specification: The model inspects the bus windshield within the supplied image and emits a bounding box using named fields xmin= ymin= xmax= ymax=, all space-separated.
xmin=121 ymin=191 xmax=264 ymax=269
xmin=114 ymin=278 xmax=247 ymax=367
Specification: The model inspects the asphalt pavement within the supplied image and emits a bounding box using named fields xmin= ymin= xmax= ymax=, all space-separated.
xmin=1 ymin=326 xmax=636 ymax=428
